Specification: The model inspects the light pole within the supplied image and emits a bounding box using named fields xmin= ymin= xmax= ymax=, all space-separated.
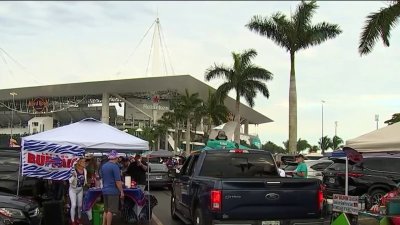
xmin=321 ymin=100 xmax=325 ymax=153
xmin=335 ymin=121 xmax=338 ymax=136
xmin=375 ymin=114 xmax=379 ymax=130
xmin=9 ymin=92 xmax=17 ymax=139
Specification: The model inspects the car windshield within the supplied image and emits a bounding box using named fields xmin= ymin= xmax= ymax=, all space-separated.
xmin=200 ymin=152 xmax=278 ymax=178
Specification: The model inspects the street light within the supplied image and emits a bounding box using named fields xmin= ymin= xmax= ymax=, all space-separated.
xmin=9 ymin=92 xmax=17 ymax=139
xmin=375 ymin=114 xmax=379 ymax=130
xmin=321 ymin=100 xmax=325 ymax=153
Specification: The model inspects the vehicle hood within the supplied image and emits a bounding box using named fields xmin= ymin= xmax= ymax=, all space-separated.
xmin=0 ymin=193 xmax=37 ymax=210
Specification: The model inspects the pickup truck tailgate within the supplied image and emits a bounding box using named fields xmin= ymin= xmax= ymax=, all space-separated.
xmin=221 ymin=178 xmax=321 ymax=220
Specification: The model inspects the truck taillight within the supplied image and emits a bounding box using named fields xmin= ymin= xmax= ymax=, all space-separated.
xmin=210 ymin=189 xmax=222 ymax=211
xmin=229 ymin=149 xmax=249 ymax=153
xmin=318 ymin=185 xmax=324 ymax=210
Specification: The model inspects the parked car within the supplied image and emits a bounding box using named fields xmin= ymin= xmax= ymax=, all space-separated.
xmin=146 ymin=157 xmax=172 ymax=189
xmin=283 ymin=160 xmax=333 ymax=180
xmin=170 ymin=149 xmax=324 ymax=225
xmin=322 ymin=156 xmax=400 ymax=204
xmin=0 ymin=148 xmax=43 ymax=200
xmin=0 ymin=192 xmax=42 ymax=225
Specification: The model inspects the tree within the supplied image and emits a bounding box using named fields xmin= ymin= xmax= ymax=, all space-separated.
xmin=309 ymin=145 xmax=320 ymax=153
xmin=262 ymin=141 xmax=287 ymax=154
xmin=177 ymin=89 xmax=203 ymax=155
xmin=297 ymin=138 xmax=311 ymax=153
xmin=164 ymin=97 xmax=186 ymax=153
xmin=203 ymin=89 xmax=229 ymax=134
xmin=283 ymin=138 xmax=311 ymax=153
xmin=384 ymin=113 xmax=400 ymax=125
xmin=332 ymin=135 xmax=344 ymax=150
xmin=246 ymin=0 xmax=342 ymax=153
xmin=205 ymin=49 xmax=273 ymax=144
xmin=318 ymin=136 xmax=333 ymax=152
xmin=359 ymin=1 xmax=400 ymax=55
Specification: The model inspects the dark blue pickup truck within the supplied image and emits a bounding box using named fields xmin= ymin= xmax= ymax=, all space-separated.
xmin=169 ymin=149 xmax=325 ymax=225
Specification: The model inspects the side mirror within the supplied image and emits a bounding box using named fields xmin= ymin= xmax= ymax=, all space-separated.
xmin=168 ymin=168 xmax=178 ymax=178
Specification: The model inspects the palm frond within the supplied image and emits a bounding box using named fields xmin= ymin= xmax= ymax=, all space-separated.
xmin=294 ymin=0 xmax=318 ymax=29
xmin=243 ymin=89 xmax=257 ymax=107
xmin=216 ymin=82 xmax=234 ymax=97
xmin=300 ymin=22 xmax=342 ymax=50
xmin=246 ymin=13 xmax=292 ymax=51
xmin=240 ymin=49 xmax=258 ymax=68
xmin=243 ymin=66 xmax=273 ymax=82
xmin=244 ymin=80 xmax=270 ymax=98
xmin=359 ymin=2 xmax=400 ymax=55
xmin=205 ymin=64 xmax=232 ymax=81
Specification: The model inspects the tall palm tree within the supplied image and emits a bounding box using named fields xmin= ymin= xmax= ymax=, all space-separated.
xmin=359 ymin=1 xmax=400 ymax=55
xmin=177 ymin=89 xmax=203 ymax=155
xmin=246 ymin=0 xmax=342 ymax=153
xmin=205 ymin=49 xmax=273 ymax=144
xmin=332 ymin=135 xmax=344 ymax=150
xmin=163 ymin=99 xmax=185 ymax=154
xmin=203 ymin=89 xmax=229 ymax=134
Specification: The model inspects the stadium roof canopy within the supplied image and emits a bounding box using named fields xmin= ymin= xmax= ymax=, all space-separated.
xmin=0 ymin=75 xmax=273 ymax=125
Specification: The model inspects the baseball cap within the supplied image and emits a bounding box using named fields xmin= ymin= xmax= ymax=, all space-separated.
xmin=295 ymin=154 xmax=305 ymax=158
xmin=108 ymin=150 xmax=118 ymax=159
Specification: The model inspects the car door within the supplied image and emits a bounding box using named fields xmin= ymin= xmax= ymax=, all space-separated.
xmin=180 ymin=154 xmax=199 ymax=216
xmin=174 ymin=155 xmax=192 ymax=213
xmin=309 ymin=161 xmax=333 ymax=180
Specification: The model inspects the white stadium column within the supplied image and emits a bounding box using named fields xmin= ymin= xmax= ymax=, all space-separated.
xmin=244 ymin=120 xmax=249 ymax=135
xmin=101 ymin=93 xmax=110 ymax=124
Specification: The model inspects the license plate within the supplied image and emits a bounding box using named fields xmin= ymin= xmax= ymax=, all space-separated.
xmin=329 ymin=178 xmax=335 ymax=183
xmin=262 ymin=221 xmax=280 ymax=225
xmin=155 ymin=176 xmax=163 ymax=179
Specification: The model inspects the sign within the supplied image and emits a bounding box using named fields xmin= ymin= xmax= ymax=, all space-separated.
xmin=333 ymin=194 xmax=359 ymax=215
xmin=151 ymin=95 xmax=160 ymax=104
xmin=22 ymin=140 xmax=84 ymax=180
xmin=143 ymin=104 xmax=169 ymax=111
xmin=28 ymin=98 xmax=49 ymax=113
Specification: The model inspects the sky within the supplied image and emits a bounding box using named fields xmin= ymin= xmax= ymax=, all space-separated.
xmin=0 ymin=1 xmax=399 ymax=148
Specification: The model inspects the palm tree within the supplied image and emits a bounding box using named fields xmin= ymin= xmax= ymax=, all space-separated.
xmin=332 ymin=135 xmax=344 ymax=150
xmin=384 ymin=113 xmax=400 ymax=125
xmin=246 ymin=0 xmax=342 ymax=153
xmin=309 ymin=145 xmax=320 ymax=153
xmin=297 ymin=138 xmax=311 ymax=153
xmin=359 ymin=1 xmax=400 ymax=55
xmin=318 ymin=136 xmax=333 ymax=152
xmin=203 ymin=89 xmax=229 ymax=134
xmin=205 ymin=49 xmax=273 ymax=144
xmin=177 ymin=89 xmax=203 ymax=155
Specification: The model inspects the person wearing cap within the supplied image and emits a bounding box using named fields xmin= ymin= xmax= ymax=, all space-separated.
xmin=126 ymin=154 xmax=148 ymax=187
xmin=68 ymin=157 xmax=88 ymax=225
xmin=293 ymin=154 xmax=308 ymax=178
xmin=100 ymin=150 xmax=124 ymax=225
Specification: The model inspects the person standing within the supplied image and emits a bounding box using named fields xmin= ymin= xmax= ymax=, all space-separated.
xmin=68 ymin=158 xmax=87 ymax=225
xmin=126 ymin=155 xmax=148 ymax=188
xmin=293 ymin=154 xmax=308 ymax=178
xmin=276 ymin=161 xmax=286 ymax=177
xmin=100 ymin=150 xmax=124 ymax=225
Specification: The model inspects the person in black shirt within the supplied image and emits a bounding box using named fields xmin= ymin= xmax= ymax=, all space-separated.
xmin=126 ymin=155 xmax=148 ymax=185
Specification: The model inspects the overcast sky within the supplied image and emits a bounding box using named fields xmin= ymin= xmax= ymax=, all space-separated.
xmin=1 ymin=1 xmax=399 ymax=148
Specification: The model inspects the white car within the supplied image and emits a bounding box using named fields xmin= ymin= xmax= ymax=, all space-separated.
xmin=284 ymin=160 xmax=333 ymax=180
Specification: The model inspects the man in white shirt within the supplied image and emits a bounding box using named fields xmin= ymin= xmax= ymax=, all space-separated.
xmin=276 ymin=161 xmax=286 ymax=177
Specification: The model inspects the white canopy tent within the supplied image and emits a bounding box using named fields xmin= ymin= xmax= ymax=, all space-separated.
xmin=345 ymin=122 xmax=400 ymax=153
xmin=23 ymin=118 xmax=149 ymax=151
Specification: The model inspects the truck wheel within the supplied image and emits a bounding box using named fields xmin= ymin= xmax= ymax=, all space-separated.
xmin=193 ymin=207 xmax=210 ymax=225
xmin=171 ymin=195 xmax=178 ymax=220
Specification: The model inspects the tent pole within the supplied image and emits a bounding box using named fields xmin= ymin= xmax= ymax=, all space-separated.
xmin=345 ymin=156 xmax=349 ymax=196
xmin=17 ymin=149 xmax=22 ymax=196
xmin=147 ymin=155 xmax=151 ymax=224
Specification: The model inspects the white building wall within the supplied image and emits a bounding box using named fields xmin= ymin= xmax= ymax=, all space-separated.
xmin=28 ymin=117 xmax=54 ymax=134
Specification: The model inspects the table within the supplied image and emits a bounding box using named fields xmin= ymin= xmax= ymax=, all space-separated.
xmin=83 ymin=188 xmax=146 ymax=211
xmin=83 ymin=188 xmax=156 ymax=223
